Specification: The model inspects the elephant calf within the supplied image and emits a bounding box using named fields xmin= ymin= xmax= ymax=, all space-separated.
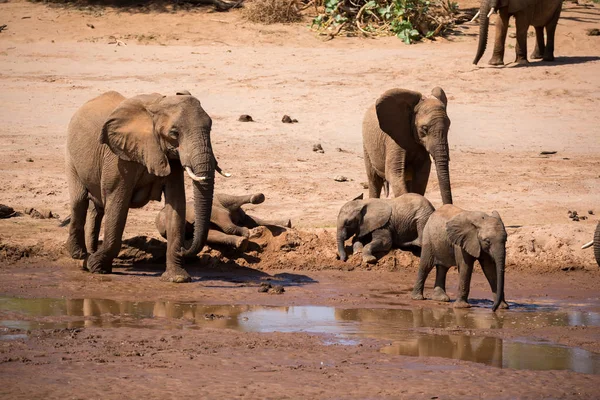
xmin=156 ymin=192 xmax=291 ymax=251
xmin=411 ymin=205 xmax=508 ymax=311
xmin=337 ymin=193 xmax=435 ymax=264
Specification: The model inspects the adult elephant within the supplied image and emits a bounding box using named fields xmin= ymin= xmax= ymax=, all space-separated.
xmin=362 ymin=87 xmax=452 ymax=204
xmin=581 ymin=221 xmax=600 ymax=268
xmin=66 ymin=90 xmax=224 ymax=283
xmin=473 ymin=0 xmax=562 ymax=66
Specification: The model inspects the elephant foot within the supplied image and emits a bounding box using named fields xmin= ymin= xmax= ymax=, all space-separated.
xmin=161 ymin=266 xmax=192 ymax=283
xmin=250 ymin=193 xmax=265 ymax=204
xmin=67 ymin=241 xmax=87 ymax=260
xmin=496 ymin=300 xmax=509 ymax=310
xmin=411 ymin=291 xmax=425 ymax=301
xmin=235 ymin=237 xmax=249 ymax=252
xmin=512 ymin=58 xmax=530 ymax=66
xmin=363 ymin=254 xmax=377 ymax=264
xmin=542 ymin=54 xmax=555 ymax=62
xmin=352 ymin=241 xmax=364 ymax=254
xmin=83 ymin=255 xmax=112 ymax=274
xmin=488 ymin=56 xmax=504 ymax=66
xmin=530 ymin=50 xmax=543 ymax=60
xmin=453 ymin=299 xmax=471 ymax=309
xmin=431 ymin=287 xmax=450 ymax=302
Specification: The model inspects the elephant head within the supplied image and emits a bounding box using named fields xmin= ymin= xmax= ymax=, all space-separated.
xmin=101 ymin=91 xmax=216 ymax=257
xmin=446 ymin=211 xmax=508 ymax=311
xmin=336 ymin=199 xmax=392 ymax=261
xmin=376 ymin=87 xmax=453 ymax=204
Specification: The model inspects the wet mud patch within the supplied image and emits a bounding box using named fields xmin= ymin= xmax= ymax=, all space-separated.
xmin=2 ymin=297 xmax=599 ymax=374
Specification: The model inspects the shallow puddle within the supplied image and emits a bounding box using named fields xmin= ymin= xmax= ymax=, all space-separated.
xmin=1 ymin=297 xmax=599 ymax=374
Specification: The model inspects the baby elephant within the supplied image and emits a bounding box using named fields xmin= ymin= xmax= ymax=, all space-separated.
xmin=156 ymin=193 xmax=291 ymax=251
xmin=411 ymin=205 xmax=508 ymax=311
xmin=337 ymin=193 xmax=434 ymax=264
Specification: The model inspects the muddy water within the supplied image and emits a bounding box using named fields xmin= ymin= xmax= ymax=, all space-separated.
xmin=1 ymin=297 xmax=599 ymax=374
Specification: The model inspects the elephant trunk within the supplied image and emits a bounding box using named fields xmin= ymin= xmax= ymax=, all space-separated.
xmin=182 ymin=142 xmax=215 ymax=258
xmin=491 ymin=247 xmax=506 ymax=312
xmin=433 ymin=144 xmax=453 ymax=205
xmin=594 ymin=221 xmax=600 ymax=268
xmin=473 ymin=0 xmax=496 ymax=65
xmin=337 ymin=227 xmax=348 ymax=262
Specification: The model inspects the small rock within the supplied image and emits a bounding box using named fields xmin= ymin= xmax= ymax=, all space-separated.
xmin=586 ymin=28 xmax=600 ymax=36
xmin=313 ymin=143 xmax=324 ymax=153
xmin=238 ymin=114 xmax=253 ymax=122
xmin=86 ymin=23 xmax=95 ymax=29
xmin=268 ymin=285 xmax=285 ymax=295
xmin=572 ymin=216 xmax=580 ymax=222
xmin=588 ymin=210 xmax=594 ymax=215
xmin=540 ymin=151 xmax=557 ymax=155
xmin=580 ymin=215 xmax=587 ymax=221
xmin=360 ymin=182 xmax=369 ymax=189
xmin=258 ymin=283 xmax=271 ymax=293
xmin=282 ymin=115 xmax=293 ymax=123
xmin=0 ymin=204 xmax=17 ymax=219
xmin=25 ymin=158 xmax=33 ymax=162
xmin=334 ymin=175 xmax=349 ymax=182
xmin=292 ymin=119 xmax=298 ymax=123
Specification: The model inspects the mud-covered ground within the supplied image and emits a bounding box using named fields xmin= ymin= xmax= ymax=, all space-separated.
xmin=1 ymin=0 xmax=600 ymax=398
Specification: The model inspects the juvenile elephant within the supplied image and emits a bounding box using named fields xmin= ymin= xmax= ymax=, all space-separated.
xmin=337 ymin=193 xmax=435 ymax=264
xmin=473 ymin=0 xmax=562 ymax=65
xmin=411 ymin=205 xmax=508 ymax=311
xmin=156 ymin=192 xmax=292 ymax=251
xmin=362 ymin=87 xmax=453 ymax=205
xmin=66 ymin=90 xmax=226 ymax=283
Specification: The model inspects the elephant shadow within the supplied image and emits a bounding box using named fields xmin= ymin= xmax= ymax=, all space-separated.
xmin=517 ymin=56 xmax=600 ymax=67
xmin=110 ymin=235 xmax=317 ymax=286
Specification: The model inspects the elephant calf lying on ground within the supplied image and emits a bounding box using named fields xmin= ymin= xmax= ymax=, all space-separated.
xmin=411 ymin=204 xmax=508 ymax=311
xmin=156 ymin=192 xmax=292 ymax=252
xmin=337 ymin=193 xmax=435 ymax=264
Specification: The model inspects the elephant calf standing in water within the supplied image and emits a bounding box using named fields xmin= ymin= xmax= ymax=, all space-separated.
xmin=156 ymin=192 xmax=292 ymax=251
xmin=412 ymin=205 xmax=509 ymax=311
xmin=362 ymin=87 xmax=453 ymax=204
xmin=337 ymin=193 xmax=435 ymax=264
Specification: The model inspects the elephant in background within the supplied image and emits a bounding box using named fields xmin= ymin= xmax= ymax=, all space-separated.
xmin=473 ymin=0 xmax=562 ymax=65
xmin=581 ymin=221 xmax=600 ymax=268
xmin=362 ymin=87 xmax=453 ymax=205
xmin=412 ymin=204 xmax=508 ymax=311
xmin=156 ymin=192 xmax=292 ymax=251
xmin=66 ymin=90 xmax=225 ymax=283
xmin=336 ymin=193 xmax=435 ymax=264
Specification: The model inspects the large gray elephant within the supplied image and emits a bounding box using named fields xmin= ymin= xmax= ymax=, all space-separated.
xmin=336 ymin=193 xmax=435 ymax=264
xmin=362 ymin=87 xmax=452 ymax=204
xmin=411 ymin=204 xmax=508 ymax=311
xmin=581 ymin=221 xmax=600 ymax=268
xmin=66 ymin=90 xmax=224 ymax=283
xmin=473 ymin=0 xmax=562 ymax=66
xmin=155 ymin=192 xmax=292 ymax=251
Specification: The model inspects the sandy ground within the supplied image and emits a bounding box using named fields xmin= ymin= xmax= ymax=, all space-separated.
xmin=1 ymin=0 xmax=600 ymax=398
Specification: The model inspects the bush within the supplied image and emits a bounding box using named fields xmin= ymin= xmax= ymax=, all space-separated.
xmin=242 ymin=0 xmax=303 ymax=24
xmin=312 ymin=0 xmax=459 ymax=43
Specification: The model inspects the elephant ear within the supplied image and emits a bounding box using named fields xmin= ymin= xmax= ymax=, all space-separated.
xmin=446 ymin=213 xmax=481 ymax=258
xmin=359 ymin=200 xmax=392 ymax=237
xmin=101 ymin=93 xmax=171 ymax=177
xmin=431 ymin=87 xmax=448 ymax=108
xmin=375 ymin=88 xmax=423 ymax=149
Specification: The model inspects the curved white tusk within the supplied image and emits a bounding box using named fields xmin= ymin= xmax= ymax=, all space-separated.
xmin=581 ymin=240 xmax=594 ymax=250
xmin=216 ymin=166 xmax=232 ymax=178
xmin=487 ymin=7 xmax=495 ymax=18
xmin=185 ymin=166 xmax=209 ymax=182
xmin=470 ymin=11 xmax=480 ymax=22
xmin=429 ymin=154 xmax=434 ymax=163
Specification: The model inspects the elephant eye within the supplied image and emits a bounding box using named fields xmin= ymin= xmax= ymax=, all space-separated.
xmin=169 ymin=129 xmax=179 ymax=140
xmin=419 ymin=126 xmax=428 ymax=137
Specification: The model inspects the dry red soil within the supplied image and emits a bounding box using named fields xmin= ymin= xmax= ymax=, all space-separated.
xmin=1 ymin=0 xmax=600 ymax=398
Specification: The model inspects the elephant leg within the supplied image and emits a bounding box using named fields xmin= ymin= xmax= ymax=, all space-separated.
xmin=489 ymin=9 xmax=509 ymax=66
xmin=543 ymin=6 xmax=561 ymax=62
xmin=85 ymin=200 xmax=104 ymax=254
xmin=212 ymin=208 xmax=250 ymax=238
xmin=362 ymin=229 xmax=392 ymax=264
xmin=352 ymin=238 xmax=364 ymax=254
xmin=364 ymin=148 xmax=384 ymax=198
xmin=385 ymin=146 xmax=408 ymax=197
xmin=85 ymin=186 xmax=133 ymax=275
xmin=242 ymin=213 xmax=292 ymax=229
xmin=513 ymin=15 xmax=530 ymax=65
xmin=66 ymin=169 xmax=89 ymax=260
xmin=217 ymin=193 xmax=264 ymax=212
xmin=531 ymin=26 xmax=545 ymax=60
xmin=411 ymin=244 xmax=435 ymax=300
xmin=207 ymin=230 xmax=248 ymax=251
xmin=410 ymin=155 xmax=432 ymax=196
xmin=480 ymin=254 xmax=509 ymax=309
xmin=454 ymin=250 xmax=474 ymax=308
xmin=431 ymin=266 xmax=450 ymax=302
